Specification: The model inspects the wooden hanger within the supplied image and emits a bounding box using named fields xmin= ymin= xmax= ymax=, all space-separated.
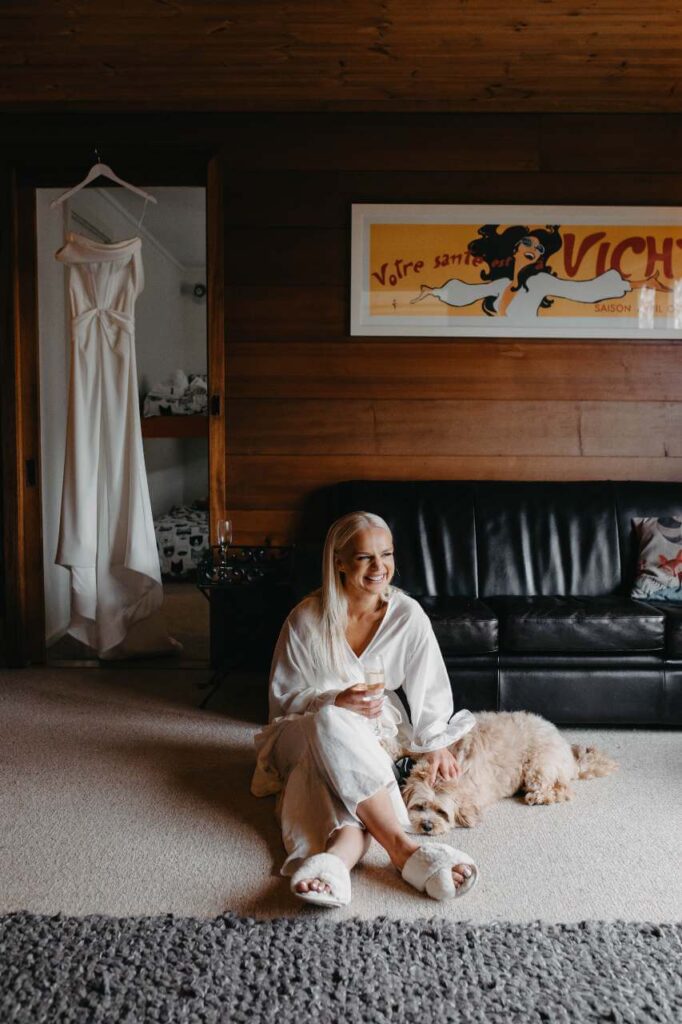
xmin=50 ymin=149 xmax=158 ymax=209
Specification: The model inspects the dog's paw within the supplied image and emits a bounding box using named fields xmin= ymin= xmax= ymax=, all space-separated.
xmin=524 ymin=782 xmax=574 ymax=806
xmin=523 ymin=788 xmax=550 ymax=806
xmin=454 ymin=803 xmax=482 ymax=828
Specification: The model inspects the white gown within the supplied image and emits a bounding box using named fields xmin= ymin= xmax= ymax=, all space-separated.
xmin=251 ymin=588 xmax=476 ymax=875
xmin=54 ymin=232 xmax=166 ymax=657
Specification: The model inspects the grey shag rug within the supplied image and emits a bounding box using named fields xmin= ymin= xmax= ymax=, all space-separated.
xmin=1 ymin=913 xmax=680 ymax=1023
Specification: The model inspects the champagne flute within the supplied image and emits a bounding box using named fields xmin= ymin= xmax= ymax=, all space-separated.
xmin=361 ymin=653 xmax=385 ymax=736
xmin=216 ymin=518 xmax=232 ymax=578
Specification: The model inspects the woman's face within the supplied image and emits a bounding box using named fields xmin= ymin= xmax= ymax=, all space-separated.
xmin=336 ymin=527 xmax=395 ymax=599
xmin=513 ymin=234 xmax=545 ymax=269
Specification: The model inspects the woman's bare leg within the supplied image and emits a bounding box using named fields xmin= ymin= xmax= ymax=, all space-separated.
xmin=294 ymin=825 xmax=369 ymax=896
xmin=356 ymin=786 xmax=471 ymax=888
xmin=294 ymin=789 xmax=471 ymax=895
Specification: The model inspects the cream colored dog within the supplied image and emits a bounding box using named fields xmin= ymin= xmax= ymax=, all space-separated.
xmin=401 ymin=711 xmax=618 ymax=834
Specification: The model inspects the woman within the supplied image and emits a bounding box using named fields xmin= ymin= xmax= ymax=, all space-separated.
xmin=411 ymin=224 xmax=632 ymax=320
xmin=251 ymin=511 xmax=479 ymax=907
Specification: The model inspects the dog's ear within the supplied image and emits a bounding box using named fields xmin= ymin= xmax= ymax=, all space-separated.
xmin=454 ymin=802 xmax=482 ymax=828
xmin=408 ymin=759 xmax=433 ymax=783
xmin=400 ymin=776 xmax=414 ymax=801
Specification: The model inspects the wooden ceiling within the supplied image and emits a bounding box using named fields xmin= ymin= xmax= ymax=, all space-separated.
xmin=1 ymin=1 xmax=681 ymax=113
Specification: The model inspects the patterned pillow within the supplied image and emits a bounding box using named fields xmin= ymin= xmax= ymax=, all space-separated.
xmin=631 ymin=516 xmax=682 ymax=601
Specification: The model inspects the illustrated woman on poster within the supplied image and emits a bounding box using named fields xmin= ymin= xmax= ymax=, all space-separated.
xmin=411 ymin=224 xmax=641 ymax=321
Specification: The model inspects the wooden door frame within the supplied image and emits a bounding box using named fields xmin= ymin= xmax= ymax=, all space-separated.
xmin=206 ymin=154 xmax=226 ymax=557
xmin=1 ymin=149 xmax=226 ymax=666
xmin=0 ymin=168 xmax=44 ymax=666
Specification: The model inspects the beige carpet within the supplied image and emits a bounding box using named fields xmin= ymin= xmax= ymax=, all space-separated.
xmin=1 ymin=665 xmax=680 ymax=923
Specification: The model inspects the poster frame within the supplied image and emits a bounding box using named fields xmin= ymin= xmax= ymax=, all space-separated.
xmin=350 ymin=203 xmax=682 ymax=339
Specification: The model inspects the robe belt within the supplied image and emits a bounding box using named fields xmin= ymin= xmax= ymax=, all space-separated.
xmin=72 ymin=306 xmax=134 ymax=350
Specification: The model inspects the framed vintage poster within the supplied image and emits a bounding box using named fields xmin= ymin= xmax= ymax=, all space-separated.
xmin=350 ymin=204 xmax=682 ymax=339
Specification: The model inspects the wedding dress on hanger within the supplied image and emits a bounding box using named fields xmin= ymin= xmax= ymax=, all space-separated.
xmin=55 ymin=230 xmax=178 ymax=658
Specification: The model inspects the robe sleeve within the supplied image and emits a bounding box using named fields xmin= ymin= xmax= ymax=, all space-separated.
xmin=399 ymin=607 xmax=476 ymax=753
xmin=268 ymin=614 xmax=343 ymax=721
xmin=434 ymin=279 xmax=500 ymax=308
xmin=538 ymin=269 xmax=630 ymax=303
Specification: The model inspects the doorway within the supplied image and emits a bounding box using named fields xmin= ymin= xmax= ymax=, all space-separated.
xmin=2 ymin=156 xmax=225 ymax=667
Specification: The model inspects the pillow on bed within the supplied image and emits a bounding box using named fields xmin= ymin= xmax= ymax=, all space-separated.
xmin=631 ymin=516 xmax=682 ymax=601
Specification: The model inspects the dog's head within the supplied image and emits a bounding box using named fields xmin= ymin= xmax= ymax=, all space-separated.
xmin=401 ymin=764 xmax=458 ymax=835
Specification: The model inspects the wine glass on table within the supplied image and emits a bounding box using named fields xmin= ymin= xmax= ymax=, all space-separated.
xmin=359 ymin=654 xmax=385 ymax=737
xmin=216 ymin=518 xmax=232 ymax=579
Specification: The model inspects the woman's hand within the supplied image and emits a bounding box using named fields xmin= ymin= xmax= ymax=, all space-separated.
xmin=421 ymin=747 xmax=459 ymax=786
xmin=334 ymin=684 xmax=384 ymax=719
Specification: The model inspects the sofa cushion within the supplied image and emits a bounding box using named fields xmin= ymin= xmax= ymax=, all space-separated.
xmin=416 ymin=597 xmax=498 ymax=655
xmin=475 ymin=482 xmax=621 ymax=597
xmin=631 ymin=516 xmax=682 ymax=602
xmin=612 ymin=481 xmax=682 ymax=593
xmin=641 ymin=602 xmax=682 ymax=659
xmin=490 ymin=596 xmax=665 ymax=654
xmin=313 ymin=480 xmax=479 ymax=597
xmin=665 ymin=608 xmax=682 ymax=659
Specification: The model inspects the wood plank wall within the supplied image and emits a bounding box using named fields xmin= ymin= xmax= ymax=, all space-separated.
xmin=223 ymin=114 xmax=682 ymax=545
xmin=4 ymin=3 xmax=682 ymax=114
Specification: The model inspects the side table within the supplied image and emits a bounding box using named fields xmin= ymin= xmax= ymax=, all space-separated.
xmin=196 ymin=545 xmax=295 ymax=708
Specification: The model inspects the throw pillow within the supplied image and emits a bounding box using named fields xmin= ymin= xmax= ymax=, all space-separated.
xmin=631 ymin=516 xmax=682 ymax=601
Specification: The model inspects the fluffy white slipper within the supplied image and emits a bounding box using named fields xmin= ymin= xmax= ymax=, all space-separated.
xmin=290 ymin=853 xmax=351 ymax=907
xmin=402 ymin=843 xmax=479 ymax=901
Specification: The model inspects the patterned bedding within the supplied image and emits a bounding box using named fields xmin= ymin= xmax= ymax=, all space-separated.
xmin=143 ymin=371 xmax=207 ymax=418
xmin=154 ymin=505 xmax=209 ymax=578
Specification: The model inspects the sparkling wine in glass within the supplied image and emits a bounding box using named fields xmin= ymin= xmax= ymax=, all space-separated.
xmin=362 ymin=654 xmax=385 ymax=736
xmin=216 ymin=518 xmax=232 ymax=577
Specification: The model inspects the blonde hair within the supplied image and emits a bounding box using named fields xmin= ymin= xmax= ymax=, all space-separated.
xmin=312 ymin=510 xmax=393 ymax=678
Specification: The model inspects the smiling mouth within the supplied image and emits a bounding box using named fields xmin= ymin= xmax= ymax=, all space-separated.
xmin=524 ymin=252 xmax=536 ymax=260
xmin=366 ymin=574 xmax=387 ymax=582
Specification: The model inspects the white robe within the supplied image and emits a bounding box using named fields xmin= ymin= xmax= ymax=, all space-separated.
xmin=54 ymin=232 xmax=165 ymax=656
xmin=251 ymin=588 xmax=476 ymax=874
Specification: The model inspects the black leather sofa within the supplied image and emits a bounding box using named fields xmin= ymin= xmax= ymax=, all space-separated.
xmin=295 ymin=480 xmax=682 ymax=726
